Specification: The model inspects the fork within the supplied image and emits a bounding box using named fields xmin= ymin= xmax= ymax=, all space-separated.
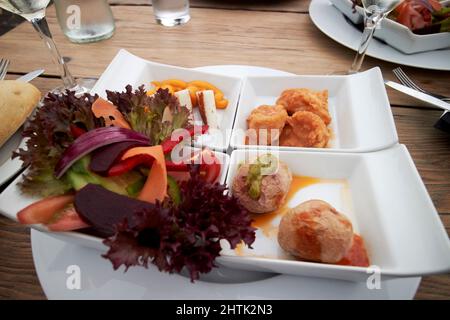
xmin=393 ymin=67 xmax=450 ymax=102
xmin=0 ymin=58 xmax=10 ymax=80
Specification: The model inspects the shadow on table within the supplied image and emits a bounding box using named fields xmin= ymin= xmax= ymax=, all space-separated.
xmin=0 ymin=8 xmax=25 ymax=37
xmin=194 ymin=0 xmax=302 ymax=9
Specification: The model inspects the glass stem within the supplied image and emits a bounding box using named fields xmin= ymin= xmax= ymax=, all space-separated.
xmin=348 ymin=11 xmax=384 ymax=74
xmin=30 ymin=16 xmax=77 ymax=89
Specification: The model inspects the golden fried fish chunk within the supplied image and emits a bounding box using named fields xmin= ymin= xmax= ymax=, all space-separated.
xmin=246 ymin=104 xmax=288 ymax=145
xmin=279 ymin=111 xmax=330 ymax=148
xmin=276 ymin=88 xmax=331 ymax=125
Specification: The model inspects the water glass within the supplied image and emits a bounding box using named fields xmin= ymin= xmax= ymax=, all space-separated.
xmin=152 ymin=0 xmax=190 ymax=27
xmin=54 ymin=0 xmax=115 ymax=43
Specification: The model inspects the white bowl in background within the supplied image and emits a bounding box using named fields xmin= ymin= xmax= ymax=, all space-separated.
xmin=329 ymin=0 xmax=450 ymax=54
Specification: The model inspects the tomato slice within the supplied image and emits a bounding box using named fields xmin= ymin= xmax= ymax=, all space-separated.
xmin=47 ymin=208 xmax=90 ymax=232
xmin=199 ymin=148 xmax=221 ymax=183
xmin=17 ymin=195 xmax=74 ymax=225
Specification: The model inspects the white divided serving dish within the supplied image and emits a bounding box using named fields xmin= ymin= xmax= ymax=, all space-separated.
xmin=330 ymin=0 xmax=450 ymax=54
xmin=91 ymin=49 xmax=243 ymax=151
xmin=230 ymin=67 xmax=399 ymax=153
xmin=219 ymin=146 xmax=450 ymax=281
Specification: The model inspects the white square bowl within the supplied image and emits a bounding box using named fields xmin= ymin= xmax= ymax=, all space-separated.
xmin=0 ymin=147 xmax=231 ymax=251
xmin=92 ymin=49 xmax=243 ymax=151
xmin=219 ymin=146 xmax=450 ymax=281
xmin=230 ymin=67 xmax=398 ymax=153
xmin=330 ymin=0 xmax=450 ymax=54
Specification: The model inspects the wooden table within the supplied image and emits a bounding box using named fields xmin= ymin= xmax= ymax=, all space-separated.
xmin=0 ymin=0 xmax=449 ymax=300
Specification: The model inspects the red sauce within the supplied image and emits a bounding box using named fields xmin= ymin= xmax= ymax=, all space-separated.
xmin=337 ymin=234 xmax=370 ymax=267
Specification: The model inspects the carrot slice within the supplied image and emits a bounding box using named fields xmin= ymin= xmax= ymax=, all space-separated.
xmin=91 ymin=97 xmax=131 ymax=129
xmin=17 ymin=195 xmax=75 ymax=225
xmin=121 ymin=145 xmax=167 ymax=203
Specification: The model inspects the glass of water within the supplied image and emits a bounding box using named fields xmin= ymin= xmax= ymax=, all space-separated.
xmin=152 ymin=0 xmax=190 ymax=27
xmin=54 ymin=0 xmax=115 ymax=43
xmin=347 ymin=0 xmax=403 ymax=73
xmin=0 ymin=0 xmax=80 ymax=91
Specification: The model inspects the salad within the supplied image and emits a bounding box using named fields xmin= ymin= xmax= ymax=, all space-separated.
xmin=352 ymin=0 xmax=450 ymax=34
xmin=14 ymin=86 xmax=255 ymax=281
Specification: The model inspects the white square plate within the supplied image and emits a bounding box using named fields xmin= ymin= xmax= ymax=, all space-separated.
xmin=230 ymin=67 xmax=399 ymax=153
xmin=92 ymin=49 xmax=243 ymax=151
xmin=219 ymin=146 xmax=450 ymax=281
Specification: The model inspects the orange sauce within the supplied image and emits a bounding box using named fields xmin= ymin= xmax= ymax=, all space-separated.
xmin=251 ymin=176 xmax=321 ymax=237
xmin=337 ymin=234 xmax=370 ymax=267
xmin=235 ymin=242 xmax=245 ymax=256
xmin=246 ymin=176 xmax=370 ymax=267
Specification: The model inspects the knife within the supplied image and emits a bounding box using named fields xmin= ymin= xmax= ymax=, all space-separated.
xmin=385 ymin=81 xmax=450 ymax=112
xmin=16 ymin=69 xmax=45 ymax=83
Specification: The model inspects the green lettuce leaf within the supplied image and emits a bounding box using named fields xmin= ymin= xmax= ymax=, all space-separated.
xmin=106 ymin=86 xmax=191 ymax=145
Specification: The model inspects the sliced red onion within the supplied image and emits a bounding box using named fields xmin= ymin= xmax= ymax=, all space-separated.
xmin=54 ymin=127 xmax=149 ymax=179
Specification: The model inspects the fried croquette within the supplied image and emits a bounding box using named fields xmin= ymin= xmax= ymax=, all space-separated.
xmin=278 ymin=200 xmax=354 ymax=263
xmin=276 ymin=88 xmax=331 ymax=125
xmin=279 ymin=111 xmax=330 ymax=148
xmin=246 ymin=104 xmax=288 ymax=145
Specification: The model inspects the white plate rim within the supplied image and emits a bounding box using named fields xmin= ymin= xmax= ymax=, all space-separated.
xmin=309 ymin=0 xmax=450 ymax=71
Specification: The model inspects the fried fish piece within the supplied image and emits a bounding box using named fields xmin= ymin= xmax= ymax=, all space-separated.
xmin=246 ymin=104 xmax=288 ymax=145
xmin=279 ymin=111 xmax=330 ymax=148
xmin=276 ymin=88 xmax=331 ymax=125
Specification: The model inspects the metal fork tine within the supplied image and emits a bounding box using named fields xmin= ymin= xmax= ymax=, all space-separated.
xmin=0 ymin=59 xmax=10 ymax=80
xmin=395 ymin=70 xmax=415 ymax=89
xmin=393 ymin=68 xmax=415 ymax=91
xmin=393 ymin=68 xmax=425 ymax=93
xmin=394 ymin=68 xmax=419 ymax=90
xmin=392 ymin=67 xmax=450 ymax=101
xmin=393 ymin=69 xmax=410 ymax=88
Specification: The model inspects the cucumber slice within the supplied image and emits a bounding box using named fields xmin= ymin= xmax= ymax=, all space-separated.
xmin=167 ymin=175 xmax=181 ymax=206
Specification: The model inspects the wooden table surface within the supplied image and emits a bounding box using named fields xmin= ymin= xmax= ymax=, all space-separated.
xmin=0 ymin=0 xmax=449 ymax=300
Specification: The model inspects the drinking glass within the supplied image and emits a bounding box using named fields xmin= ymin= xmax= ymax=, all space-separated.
xmin=0 ymin=0 xmax=87 ymax=92
xmin=54 ymin=0 xmax=115 ymax=44
xmin=347 ymin=0 xmax=403 ymax=74
xmin=152 ymin=0 xmax=190 ymax=27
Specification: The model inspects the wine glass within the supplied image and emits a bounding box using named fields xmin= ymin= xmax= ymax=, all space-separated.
xmin=347 ymin=0 xmax=403 ymax=74
xmin=0 ymin=0 xmax=89 ymax=93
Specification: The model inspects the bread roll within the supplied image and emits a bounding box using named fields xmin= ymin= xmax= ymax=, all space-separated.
xmin=0 ymin=80 xmax=41 ymax=147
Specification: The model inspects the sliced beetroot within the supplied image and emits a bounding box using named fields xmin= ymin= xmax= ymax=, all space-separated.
xmin=74 ymin=184 xmax=154 ymax=237
xmin=89 ymin=141 xmax=147 ymax=176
